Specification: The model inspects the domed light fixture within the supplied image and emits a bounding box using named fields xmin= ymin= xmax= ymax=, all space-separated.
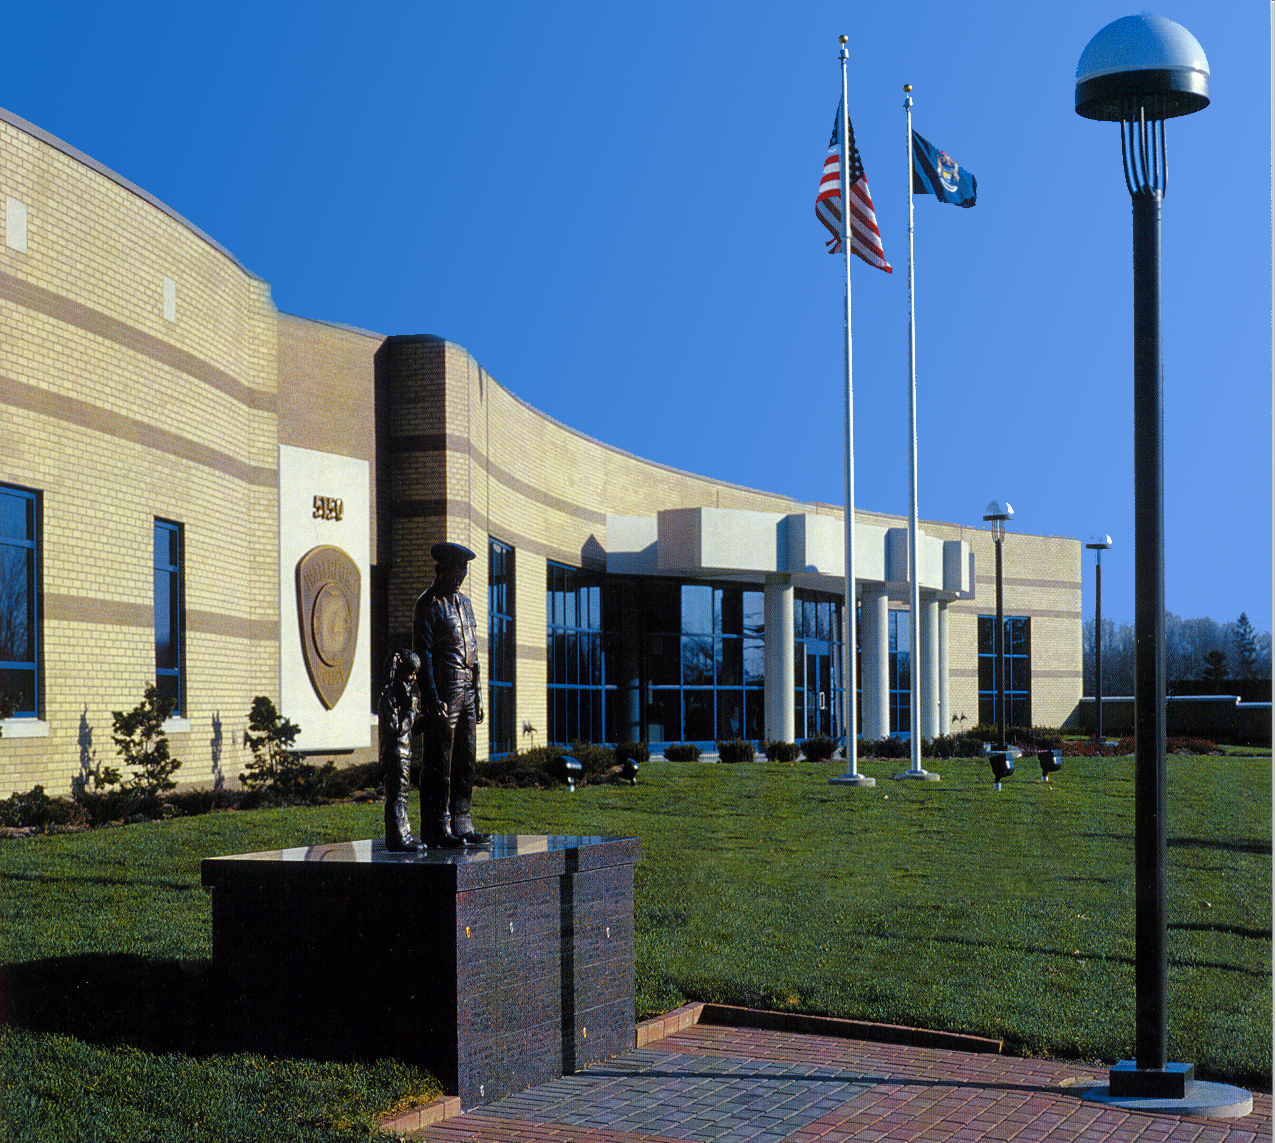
xmin=982 ymin=501 xmax=1013 ymax=751
xmin=1076 ymin=15 xmax=1249 ymax=1120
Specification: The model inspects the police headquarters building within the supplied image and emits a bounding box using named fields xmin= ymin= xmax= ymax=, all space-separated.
xmin=0 ymin=109 xmax=1083 ymax=796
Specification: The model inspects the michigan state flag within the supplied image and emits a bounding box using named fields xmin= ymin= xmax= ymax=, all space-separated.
xmin=911 ymin=131 xmax=976 ymax=208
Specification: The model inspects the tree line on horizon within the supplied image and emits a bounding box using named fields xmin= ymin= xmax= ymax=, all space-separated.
xmin=1081 ymin=611 xmax=1271 ymax=697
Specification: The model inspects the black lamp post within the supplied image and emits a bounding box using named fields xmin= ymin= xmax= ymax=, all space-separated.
xmin=1076 ymin=14 xmax=1249 ymax=1117
xmin=1085 ymin=534 xmax=1112 ymax=740
xmin=982 ymin=501 xmax=1012 ymax=750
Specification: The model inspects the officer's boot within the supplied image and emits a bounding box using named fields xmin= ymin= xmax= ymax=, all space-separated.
xmin=422 ymin=764 xmax=463 ymax=849
xmin=450 ymin=752 xmax=491 ymax=845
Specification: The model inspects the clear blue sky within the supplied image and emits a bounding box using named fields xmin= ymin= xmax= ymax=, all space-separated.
xmin=5 ymin=1 xmax=1271 ymax=633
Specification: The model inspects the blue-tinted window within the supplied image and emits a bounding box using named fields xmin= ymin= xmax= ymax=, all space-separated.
xmin=488 ymin=539 xmax=515 ymax=755
xmin=154 ymin=520 xmax=183 ymax=716
xmin=794 ymin=588 xmax=845 ymax=742
xmin=546 ymin=567 xmax=771 ymax=748
xmin=0 ymin=485 xmax=39 ymax=717
xmin=978 ymin=615 xmax=1031 ymax=729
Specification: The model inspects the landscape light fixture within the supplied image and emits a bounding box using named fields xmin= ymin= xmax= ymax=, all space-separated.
xmin=551 ymin=755 xmax=582 ymax=793
xmin=982 ymin=501 xmax=1013 ymax=751
xmin=1037 ymin=749 xmax=1063 ymax=782
xmin=1085 ymin=535 xmax=1113 ymax=740
xmin=987 ymin=752 xmax=1014 ymax=791
xmin=1076 ymin=14 xmax=1250 ymax=1118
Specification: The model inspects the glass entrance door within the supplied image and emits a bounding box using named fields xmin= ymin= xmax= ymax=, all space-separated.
xmin=795 ymin=641 xmax=833 ymax=740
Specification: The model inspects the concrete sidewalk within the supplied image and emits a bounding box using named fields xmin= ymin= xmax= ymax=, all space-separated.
xmin=386 ymin=1007 xmax=1270 ymax=1142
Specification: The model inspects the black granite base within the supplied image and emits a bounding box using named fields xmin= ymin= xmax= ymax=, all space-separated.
xmin=201 ymin=835 xmax=640 ymax=1108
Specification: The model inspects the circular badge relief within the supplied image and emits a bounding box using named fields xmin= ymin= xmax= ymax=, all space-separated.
xmin=312 ymin=583 xmax=354 ymax=667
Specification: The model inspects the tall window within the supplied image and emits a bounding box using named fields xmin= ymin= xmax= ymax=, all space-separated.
xmin=0 ymin=485 xmax=38 ymax=717
xmin=889 ymin=610 xmax=911 ymax=734
xmin=546 ymin=563 xmax=605 ymax=744
xmin=153 ymin=520 xmax=184 ymax=717
xmin=793 ymin=589 xmax=844 ymax=741
xmin=978 ymin=615 xmax=1031 ymax=728
xmin=488 ymin=538 xmax=515 ymax=755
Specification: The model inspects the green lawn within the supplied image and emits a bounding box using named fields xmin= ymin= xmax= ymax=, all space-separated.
xmin=0 ymin=752 xmax=1269 ymax=1140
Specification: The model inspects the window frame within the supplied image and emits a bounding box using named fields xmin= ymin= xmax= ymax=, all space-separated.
xmin=0 ymin=483 xmax=40 ymax=719
xmin=153 ymin=518 xmax=185 ymax=719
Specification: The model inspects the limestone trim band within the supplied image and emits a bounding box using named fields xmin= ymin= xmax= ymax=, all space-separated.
xmin=0 ymin=374 xmax=278 ymax=488
xmin=0 ymin=272 xmax=276 ymax=414
xmin=45 ymin=594 xmax=277 ymax=641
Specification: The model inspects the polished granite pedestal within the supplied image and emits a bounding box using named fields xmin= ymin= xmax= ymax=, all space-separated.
xmin=201 ymin=834 xmax=640 ymax=1108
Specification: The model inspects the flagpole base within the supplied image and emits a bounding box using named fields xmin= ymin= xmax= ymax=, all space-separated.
xmin=829 ymin=773 xmax=876 ymax=788
xmin=892 ymin=768 xmax=940 ymax=782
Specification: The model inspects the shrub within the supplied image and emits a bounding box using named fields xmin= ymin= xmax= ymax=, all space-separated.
xmin=0 ymin=785 xmax=87 ymax=831
xmin=241 ymin=697 xmax=333 ymax=801
xmin=568 ymin=741 xmax=616 ymax=780
xmin=716 ymin=739 xmax=756 ymax=764
xmin=859 ymin=736 xmax=908 ymax=759
xmin=474 ymin=743 xmax=618 ymax=789
xmin=799 ymin=735 xmax=837 ymax=762
xmin=614 ymin=742 xmax=650 ymax=766
xmin=111 ymin=684 xmax=182 ymax=793
xmin=74 ymin=789 xmax=165 ymax=827
xmin=320 ymin=760 xmax=384 ymax=800
xmin=764 ymin=741 xmax=800 ymax=763
xmin=664 ymin=743 xmax=702 ymax=762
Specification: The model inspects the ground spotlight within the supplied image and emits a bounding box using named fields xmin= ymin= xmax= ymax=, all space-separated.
xmin=621 ymin=759 xmax=640 ymax=786
xmin=551 ymin=755 xmax=582 ymax=792
xmin=1038 ymin=749 xmax=1063 ymax=782
xmin=988 ymin=752 xmax=1014 ymax=791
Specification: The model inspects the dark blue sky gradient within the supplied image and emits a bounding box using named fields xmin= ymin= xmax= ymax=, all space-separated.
xmin=4 ymin=1 xmax=1270 ymax=631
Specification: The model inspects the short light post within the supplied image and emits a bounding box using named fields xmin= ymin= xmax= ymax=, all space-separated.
xmin=1086 ymin=535 xmax=1112 ymax=740
xmin=982 ymin=501 xmax=1012 ymax=750
xmin=1076 ymin=13 xmax=1250 ymax=1118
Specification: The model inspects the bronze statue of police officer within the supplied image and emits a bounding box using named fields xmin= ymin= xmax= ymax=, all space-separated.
xmin=413 ymin=542 xmax=491 ymax=848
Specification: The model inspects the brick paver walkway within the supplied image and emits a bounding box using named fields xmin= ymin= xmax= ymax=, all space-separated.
xmin=403 ymin=1022 xmax=1271 ymax=1143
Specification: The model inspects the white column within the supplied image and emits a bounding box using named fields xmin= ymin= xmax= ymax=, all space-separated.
xmin=919 ymin=593 xmax=940 ymax=741
xmin=860 ymin=585 xmax=889 ymax=741
xmin=764 ymin=575 xmax=795 ymax=743
xmin=937 ymin=601 xmax=950 ymax=738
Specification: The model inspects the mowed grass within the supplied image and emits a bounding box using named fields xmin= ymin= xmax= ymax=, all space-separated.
xmin=0 ymin=752 xmax=1269 ymax=1140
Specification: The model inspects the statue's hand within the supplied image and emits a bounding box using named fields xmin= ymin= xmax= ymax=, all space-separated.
xmin=476 ymin=703 xmax=485 ymax=725
xmin=436 ymin=701 xmax=449 ymax=719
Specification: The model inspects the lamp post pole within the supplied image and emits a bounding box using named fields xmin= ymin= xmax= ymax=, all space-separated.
xmin=1075 ymin=15 xmax=1249 ymax=1116
xmin=983 ymin=502 xmax=1012 ymax=751
xmin=1087 ymin=535 xmax=1113 ymax=739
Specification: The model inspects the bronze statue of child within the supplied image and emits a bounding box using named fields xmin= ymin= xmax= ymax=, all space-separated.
xmin=380 ymin=649 xmax=426 ymax=852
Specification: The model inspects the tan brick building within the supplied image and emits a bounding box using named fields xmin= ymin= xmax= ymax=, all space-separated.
xmin=0 ymin=107 xmax=1082 ymax=796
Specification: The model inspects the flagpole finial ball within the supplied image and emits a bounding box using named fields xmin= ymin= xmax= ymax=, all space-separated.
xmin=839 ymin=35 xmax=847 ymax=44
xmin=903 ymin=84 xmax=912 ymax=92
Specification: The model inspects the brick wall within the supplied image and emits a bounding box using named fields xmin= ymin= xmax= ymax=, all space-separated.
xmin=1 ymin=115 xmax=279 ymax=795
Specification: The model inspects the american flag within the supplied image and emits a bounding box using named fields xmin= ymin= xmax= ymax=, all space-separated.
xmin=816 ymin=104 xmax=892 ymax=273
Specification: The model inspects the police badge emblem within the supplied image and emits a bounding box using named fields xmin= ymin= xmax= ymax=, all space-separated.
xmin=296 ymin=545 xmax=361 ymax=709
xmin=937 ymin=150 xmax=960 ymax=195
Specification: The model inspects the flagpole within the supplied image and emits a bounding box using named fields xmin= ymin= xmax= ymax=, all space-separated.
xmin=830 ymin=35 xmax=873 ymax=788
xmin=896 ymin=83 xmax=938 ymax=782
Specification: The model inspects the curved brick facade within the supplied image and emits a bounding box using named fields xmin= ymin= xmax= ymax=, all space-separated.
xmin=0 ymin=108 xmax=1081 ymax=796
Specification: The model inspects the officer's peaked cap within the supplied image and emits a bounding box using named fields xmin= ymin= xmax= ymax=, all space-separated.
xmin=432 ymin=541 xmax=477 ymax=566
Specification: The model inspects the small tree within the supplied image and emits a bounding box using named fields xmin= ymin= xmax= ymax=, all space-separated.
xmin=241 ymin=697 xmax=330 ymax=799
xmin=0 ymin=691 xmax=13 ymax=738
xmin=112 ymin=684 xmax=182 ymax=792
xmin=1232 ymin=612 xmax=1259 ymax=680
xmin=1199 ymin=649 xmax=1229 ymax=688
